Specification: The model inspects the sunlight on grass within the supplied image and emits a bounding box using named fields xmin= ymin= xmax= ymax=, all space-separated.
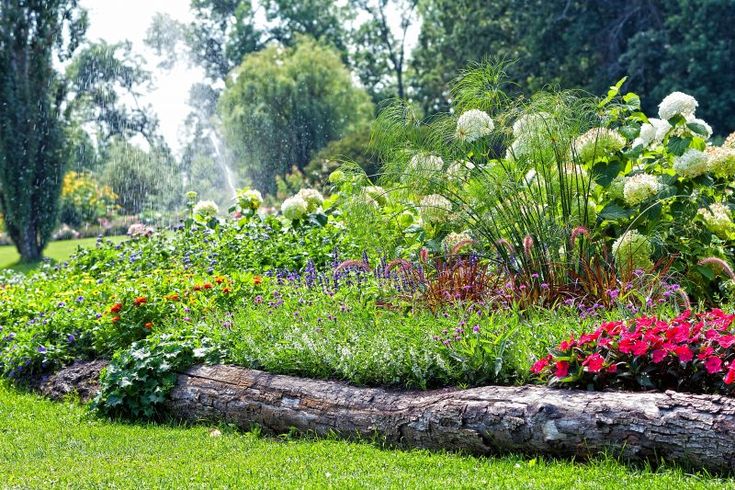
xmin=0 ymin=236 xmax=127 ymax=273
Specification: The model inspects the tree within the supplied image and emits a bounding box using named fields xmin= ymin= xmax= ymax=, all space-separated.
xmin=0 ymin=0 xmax=87 ymax=262
xmin=219 ymin=37 xmax=373 ymax=194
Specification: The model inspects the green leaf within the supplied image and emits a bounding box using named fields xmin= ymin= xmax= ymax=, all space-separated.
xmin=667 ymin=136 xmax=692 ymax=156
xmin=687 ymin=122 xmax=709 ymax=137
xmin=599 ymin=203 xmax=632 ymax=221
xmin=591 ymin=161 xmax=623 ymax=186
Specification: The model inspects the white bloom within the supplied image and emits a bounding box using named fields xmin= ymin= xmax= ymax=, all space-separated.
xmin=237 ymin=188 xmax=263 ymax=211
xmin=442 ymin=231 xmax=473 ymax=252
xmin=725 ymin=131 xmax=735 ymax=149
xmin=408 ymin=154 xmax=444 ymax=176
xmin=447 ymin=160 xmax=475 ymax=179
xmin=363 ymin=185 xmax=387 ymax=205
xmin=193 ymin=200 xmax=219 ymax=218
xmin=686 ymin=116 xmax=713 ymax=139
xmin=512 ymin=113 xmax=550 ymax=138
xmin=674 ymin=149 xmax=709 ymax=179
xmin=455 ymin=109 xmax=494 ymax=142
xmin=572 ymin=128 xmax=625 ymax=162
xmin=612 ymin=230 xmax=653 ymax=272
xmin=296 ymin=188 xmax=324 ymax=212
xmin=281 ymin=195 xmax=309 ymax=220
xmin=698 ymin=203 xmax=733 ymax=239
xmin=649 ymin=118 xmax=672 ymax=143
xmin=419 ymin=194 xmax=452 ymax=223
xmin=658 ymin=91 xmax=698 ymax=120
xmin=708 ymin=147 xmax=735 ymax=178
xmin=623 ymin=174 xmax=661 ymax=206
xmin=633 ymin=122 xmax=658 ymax=148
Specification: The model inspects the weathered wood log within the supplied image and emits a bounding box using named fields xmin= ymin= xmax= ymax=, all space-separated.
xmin=168 ymin=364 xmax=735 ymax=472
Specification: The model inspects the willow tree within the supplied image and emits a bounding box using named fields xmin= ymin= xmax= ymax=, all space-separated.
xmin=0 ymin=0 xmax=86 ymax=262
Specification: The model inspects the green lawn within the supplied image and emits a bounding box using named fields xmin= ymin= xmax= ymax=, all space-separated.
xmin=0 ymin=384 xmax=731 ymax=489
xmin=0 ymin=236 xmax=126 ymax=273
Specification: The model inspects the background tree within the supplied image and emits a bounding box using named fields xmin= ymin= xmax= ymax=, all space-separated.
xmin=219 ymin=37 xmax=373 ymax=193
xmin=0 ymin=0 xmax=87 ymax=262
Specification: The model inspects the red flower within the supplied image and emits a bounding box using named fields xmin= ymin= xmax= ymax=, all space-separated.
xmin=607 ymin=363 xmax=618 ymax=374
xmin=717 ymin=335 xmax=735 ymax=349
xmin=203 ymin=282 xmax=213 ymax=290
xmin=704 ymin=356 xmax=723 ymax=374
xmin=222 ymin=287 xmax=231 ymax=294
xmin=674 ymin=345 xmax=694 ymax=363
xmin=193 ymin=284 xmax=203 ymax=291
xmin=110 ymin=303 xmax=123 ymax=313
xmin=144 ymin=322 xmax=153 ymax=329
xmin=558 ymin=336 xmax=575 ymax=351
xmin=697 ymin=346 xmax=715 ymax=360
xmin=253 ymin=275 xmax=263 ymax=286
xmin=618 ymin=336 xmax=636 ymax=354
xmin=554 ymin=361 xmax=569 ymax=378
xmin=531 ymin=357 xmax=550 ymax=374
xmin=134 ymin=296 xmax=147 ymax=307
xmin=166 ymin=293 xmax=180 ymax=301
xmin=582 ymin=353 xmax=605 ymax=373
xmin=215 ymin=276 xmax=226 ymax=284
xmin=725 ymin=364 xmax=735 ymax=385
xmin=651 ymin=349 xmax=667 ymax=363
xmin=111 ymin=316 xmax=121 ymax=323
xmin=632 ymin=340 xmax=649 ymax=356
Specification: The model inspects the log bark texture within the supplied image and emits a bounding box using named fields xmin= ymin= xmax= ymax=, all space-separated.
xmin=168 ymin=365 xmax=735 ymax=472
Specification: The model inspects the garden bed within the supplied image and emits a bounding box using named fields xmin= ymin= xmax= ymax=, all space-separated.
xmin=39 ymin=360 xmax=735 ymax=473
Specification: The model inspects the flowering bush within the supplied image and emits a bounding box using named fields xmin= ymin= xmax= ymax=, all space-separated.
xmin=531 ymin=309 xmax=735 ymax=395
xmin=59 ymin=171 xmax=118 ymax=227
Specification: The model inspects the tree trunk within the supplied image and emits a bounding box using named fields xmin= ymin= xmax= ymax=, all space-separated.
xmin=169 ymin=365 xmax=735 ymax=473
xmin=16 ymin=220 xmax=42 ymax=263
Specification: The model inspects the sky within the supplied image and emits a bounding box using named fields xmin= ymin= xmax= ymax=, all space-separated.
xmin=81 ymin=0 xmax=203 ymax=155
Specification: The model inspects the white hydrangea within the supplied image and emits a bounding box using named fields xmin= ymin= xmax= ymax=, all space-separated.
xmin=612 ymin=230 xmax=653 ymax=272
xmin=296 ymin=188 xmax=324 ymax=212
xmin=674 ymin=149 xmax=709 ymax=179
xmin=281 ymin=195 xmax=309 ymax=220
xmin=447 ymin=160 xmax=475 ymax=179
xmin=442 ymin=231 xmax=473 ymax=253
xmin=572 ymin=128 xmax=625 ymax=162
xmin=512 ymin=113 xmax=550 ymax=138
xmin=419 ymin=194 xmax=452 ymax=223
xmin=699 ymin=203 xmax=733 ymax=239
xmin=455 ymin=109 xmax=494 ymax=142
xmin=708 ymin=147 xmax=735 ymax=178
xmin=623 ymin=174 xmax=661 ymax=206
xmin=650 ymin=118 xmax=672 ymax=143
xmin=237 ymin=188 xmax=263 ymax=211
xmin=632 ymin=122 xmax=658 ymax=148
xmin=408 ymin=154 xmax=444 ymax=176
xmin=658 ymin=91 xmax=698 ymax=121
xmin=363 ymin=185 xmax=387 ymax=205
xmin=686 ymin=116 xmax=713 ymax=139
xmin=725 ymin=131 xmax=735 ymax=149
xmin=193 ymin=200 xmax=219 ymax=218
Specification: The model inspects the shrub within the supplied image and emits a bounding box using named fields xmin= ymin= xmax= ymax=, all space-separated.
xmin=59 ymin=171 xmax=118 ymax=227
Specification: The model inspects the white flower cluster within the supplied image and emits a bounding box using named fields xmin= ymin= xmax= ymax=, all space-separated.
xmin=674 ymin=148 xmax=709 ymax=179
xmin=506 ymin=113 xmax=551 ymax=160
xmin=236 ymin=188 xmax=263 ymax=211
xmin=633 ymin=118 xmax=671 ymax=148
xmin=725 ymin=131 xmax=735 ymax=149
xmin=623 ymin=174 xmax=661 ymax=206
xmin=296 ymin=188 xmax=324 ymax=212
xmin=612 ymin=230 xmax=653 ymax=272
xmin=658 ymin=91 xmax=698 ymax=121
xmin=442 ymin=231 xmax=473 ymax=252
xmin=708 ymin=147 xmax=735 ymax=178
xmin=698 ymin=203 xmax=733 ymax=239
xmin=363 ymin=185 xmax=387 ymax=206
xmin=572 ymin=127 xmax=625 ymax=162
xmin=455 ymin=109 xmax=494 ymax=143
xmin=127 ymin=223 xmax=155 ymax=238
xmin=408 ymin=154 xmax=444 ymax=177
xmin=447 ymin=160 xmax=475 ymax=180
xmin=193 ymin=200 xmax=219 ymax=218
xmin=281 ymin=195 xmax=309 ymax=221
xmin=419 ymin=194 xmax=452 ymax=223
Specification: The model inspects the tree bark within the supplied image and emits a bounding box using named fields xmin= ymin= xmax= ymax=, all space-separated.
xmin=168 ymin=365 xmax=735 ymax=473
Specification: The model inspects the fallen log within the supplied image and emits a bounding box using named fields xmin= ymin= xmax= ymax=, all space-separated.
xmin=168 ymin=364 xmax=735 ymax=472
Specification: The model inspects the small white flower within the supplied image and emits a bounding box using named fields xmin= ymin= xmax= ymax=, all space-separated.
xmin=408 ymin=154 xmax=444 ymax=175
xmin=455 ymin=109 xmax=494 ymax=142
xmin=699 ymin=203 xmax=733 ymax=239
xmin=512 ymin=113 xmax=550 ymax=138
xmin=612 ymin=230 xmax=653 ymax=272
xmin=362 ymin=185 xmax=387 ymax=205
xmin=193 ymin=200 xmax=219 ymax=218
xmin=708 ymin=147 xmax=735 ymax=178
xmin=281 ymin=195 xmax=309 ymax=220
xmin=447 ymin=160 xmax=475 ymax=179
xmin=649 ymin=118 xmax=672 ymax=143
xmin=237 ymin=188 xmax=263 ymax=211
xmin=623 ymin=174 xmax=661 ymax=206
xmin=296 ymin=188 xmax=324 ymax=212
xmin=419 ymin=194 xmax=452 ymax=223
xmin=674 ymin=149 xmax=709 ymax=179
xmin=572 ymin=128 xmax=625 ymax=162
xmin=658 ymin=91 xmax=698 ymax=121
xmin=633 ymin=122 xmax=658 ymax=148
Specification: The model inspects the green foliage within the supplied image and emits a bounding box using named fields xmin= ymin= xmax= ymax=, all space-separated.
xmin=303 ymin=130 xmax=382 ymax=188
xmin=0 ymin=0 xmax=87 ymax=262
xmin=219 ymin=37 xmax=374 ymax=194
xmin=59 ymin=171 xmax=118 ymax=227
xmin=93 ymin=332 xmax=222 ymax=418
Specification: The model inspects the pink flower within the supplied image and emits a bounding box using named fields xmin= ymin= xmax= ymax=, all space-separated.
xmin=651 ymin=349 xmax=667 ymax=363
xmin=531 ymin=357 xmax=550 ymax=374
xmin=554 ymin=361 xmax=570 ymax=378
xmin=717 ymin=335 xmax=735 ymax=349
xmin=725 ymin=364 xmax=735 ymax=385
xmin=632 ymin=340 xmax=649 ymax=356
xmin=674 ymin=345 xmax=694 ymax=363
xmin=582 ymin=353 xmax=605 ymax=373
xmin=704 ymin=356 xmax=723 ymax=374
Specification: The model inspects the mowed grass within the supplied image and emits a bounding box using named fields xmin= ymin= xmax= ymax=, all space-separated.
xmin=0 ymin=236 xmax=127 ymax=273
xmin=0 ymin=384 xmax=731 ymax=489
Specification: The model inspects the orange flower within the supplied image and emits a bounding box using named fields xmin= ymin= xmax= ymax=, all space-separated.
xmin=112 ymin=316 xmax=121 ymax=323
xmin=253 ymin=275 xmax=263 ymax=286
xmin=193 ymin=284 xmax=203 ymax=291
xmin=144 ymin=322 xmax=153 ymax=329
xmin=215 ymin=276 xmax=226 ymax=284
xmin=134 ymin=296 xmax=147 ymax=307
xmin=222 ymin=287 xmax=231 ymax=294
xmin=203 ymin=282 xmax=213 ymax=290
xmin=110 ymin=303 xmax=123 ymax=313
xmin=166 ymin=293 xmax=180 ymax=301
